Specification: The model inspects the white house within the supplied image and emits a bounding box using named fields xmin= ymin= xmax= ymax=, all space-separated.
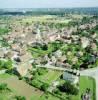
xmin=54 ymin=50 xmax=62 ymax=58
xmin=63 ymin=71 xmax=79 ymax=84
xmin=81 ymin=37 xmax=90 ymax=48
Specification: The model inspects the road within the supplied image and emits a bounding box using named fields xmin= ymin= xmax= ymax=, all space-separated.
xmin=36 ymin=64 xmax=76 ymax=72
xmin=80 ymin=67 xmax=98 ymax=100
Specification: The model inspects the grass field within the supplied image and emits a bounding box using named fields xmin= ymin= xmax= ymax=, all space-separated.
xmin=31 ymin=93 xmax=60 ymax=100
xmin=0 ymin=74 xmax=96 ymax=100
xmin=32 ymin=69 xmax=79 ymax=100
xmin=22 ymin=16 xmax=71 ymax=24
xmin=0 ymin=73 xmax=43 ymax=100
xmin=79 ymin=76 xmax=96 ymax=100
xmin=0 ymin=73 xmax=12 ymax=79
xmin=37 ymin=70 xmax=62 ymax=84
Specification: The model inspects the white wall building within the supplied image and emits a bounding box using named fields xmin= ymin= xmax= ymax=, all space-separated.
xmin=63 ymin=71 xmax=79 ymax=84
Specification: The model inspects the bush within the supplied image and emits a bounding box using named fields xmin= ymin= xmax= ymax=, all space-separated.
xmin=40 ymin=83 xmax=49 ymax=91
xmin=31 ymin=79 xmax=42 ymax=88
xmin=53 ymin=89 xmax=61 ymax=95
xmin=0 ymin=83 xmax=11 ymax=92
xmin=14 ymin=95 xmax=26 ymax=100
xmin=58 ymin=81 xmax=79 ymax=95
xmin=0 ymin=59 xmax=12 ymax=70
xmin=37 ymin=68 xmax=48 ymax=75
xmin=0 ymin=83 xmax=7 ymax=91
xmin=0 ymin=28 xmax=9 ymax=35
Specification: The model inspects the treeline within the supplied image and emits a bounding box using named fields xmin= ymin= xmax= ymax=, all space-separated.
xmin=0 ymin=7 xmax=98 ymax=16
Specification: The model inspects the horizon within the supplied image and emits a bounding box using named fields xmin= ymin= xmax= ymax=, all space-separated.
xmin=0 ymin=0 xmax=98 ymax=8
xmin=0 ymin=7 xmax=98 ymax=9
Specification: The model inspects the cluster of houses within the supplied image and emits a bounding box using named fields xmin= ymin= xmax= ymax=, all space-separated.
xmin=0 ymin=15 xmax=98 ymax=100
xmin=28 ymin=26 xmax=98 ymax=70
xmin=0 ymin=16 xmax=98 ymax=84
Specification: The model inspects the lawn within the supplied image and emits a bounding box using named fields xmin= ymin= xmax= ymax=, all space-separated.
xmin=32 ymin=69 xmax=79 ymax=100
xmin=0 ymin=73 xmax=12 ymax=79
xmin=0 ymin=28 xmax=9 ymax=35
xmin=0 ymin=92 xmax=17 ymax=100
xmin=79 ymin=76 xmax=96 ymax=100
xmin=0 ymin=73 xmax=43 ymax=99
xmin=31 ymin=93 xmax=60 ymax=100
xmin=37 ymin=70 xmax=62 ymax=84
xmin=22 ymin=16 xmax=71 ymax=24
xmin=0 ymin=93 xmax=11 ymax=100
xmin=96 ymin=30 xmax=98 ymax=34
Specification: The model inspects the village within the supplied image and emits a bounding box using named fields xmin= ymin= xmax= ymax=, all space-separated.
xmin=0 ymin=14 xmax=98 ymax=100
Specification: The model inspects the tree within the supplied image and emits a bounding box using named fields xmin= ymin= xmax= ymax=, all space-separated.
xmin=0 ymin=59 xmax=12 ymax=70
xmin=37 ymin=68 xmax=48 ymax=75
xmin=0 ymin=83 xmax=7 ymax=91
xmin=58 ymin=81 xmax=79 ymax=95
xmin=40 ymin=83 xmax=49 ymax=91
xmin=14 ymin=96 xmax=26 ymax=100
xmin=94 ymin=25 xmax=98 ymax=30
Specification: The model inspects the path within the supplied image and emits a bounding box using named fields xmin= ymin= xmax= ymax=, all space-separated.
xmin=36 ymin=64 xmax=75 ymax=72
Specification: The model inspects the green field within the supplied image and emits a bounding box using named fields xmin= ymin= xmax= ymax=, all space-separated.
xmin=37 ymin=70 xmax=62 ymax=84
xmin=0 ymin=74 xmax=96 ymax=100
xmin=79 ymin=76 xmax=96 ymax=100
xmin=22 ymin=16 xmax=71 ymax=24
xmin=0 ymin=73 xmax=43 ymax=100
xmin=31 ymin=93 xmax=60 ymax=100
xmin=0 ymin=73 xmax=12 ymax=79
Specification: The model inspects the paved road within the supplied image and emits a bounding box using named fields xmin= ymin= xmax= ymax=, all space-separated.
xmin=36 ymin=64 xmax=76 ymax=72
xmin=80 ymin=67 xmax=98 ymax=100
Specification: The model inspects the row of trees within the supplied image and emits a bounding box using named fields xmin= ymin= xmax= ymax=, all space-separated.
xmin=0 ymin=59 xmax=12 ymax=70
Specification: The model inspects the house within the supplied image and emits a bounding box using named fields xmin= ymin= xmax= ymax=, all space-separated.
xmin=90 ymin=43 xmax=97 ymax=50
xmin=54 ymin=50 xmax=62 ymax=58
xmin=63 ymin=71 xmax=79 ymax=84
xmin=76 ymin=51 xmax=83 ymax=57
xmin=11 ymin=53 xmax=21 ymax=62
xmin=51 ymin=56 xmax=57 ymax=65
xmin=81 ymin=37 xmax=90 ymax=48
xmin=0 ymin=49 xmax=4 ymax=58
xmin=15 ymin=62 xmax=32 ymax=77
xmin=15 ymin=66 xmax=28 ymax=77
xmin=56 ymin=55 xmax=72 ymax=68
xmin=11 ymin=44 xmax=21 ymax=52
xmin=91 ymin=32 xmax=97 ymax=39
xmin=0 ymin=47 xmax=9 ymax=58
xmin=72 ymin=57 xmax=78 ymax=64
xmin=48 ymin=34 xmax=61 ymax=42
xmin=71 ymin=35 xmax=79 ymax=41
xmin=48 ymin=81 xmax=59 ymax=92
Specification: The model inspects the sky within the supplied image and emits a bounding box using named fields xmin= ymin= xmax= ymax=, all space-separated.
xmin=0 ymin=0 xmax=98 ymax=8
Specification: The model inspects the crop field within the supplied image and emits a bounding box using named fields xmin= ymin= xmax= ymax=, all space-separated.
xmin=22 ymin=16 xmax=71 ymax=24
